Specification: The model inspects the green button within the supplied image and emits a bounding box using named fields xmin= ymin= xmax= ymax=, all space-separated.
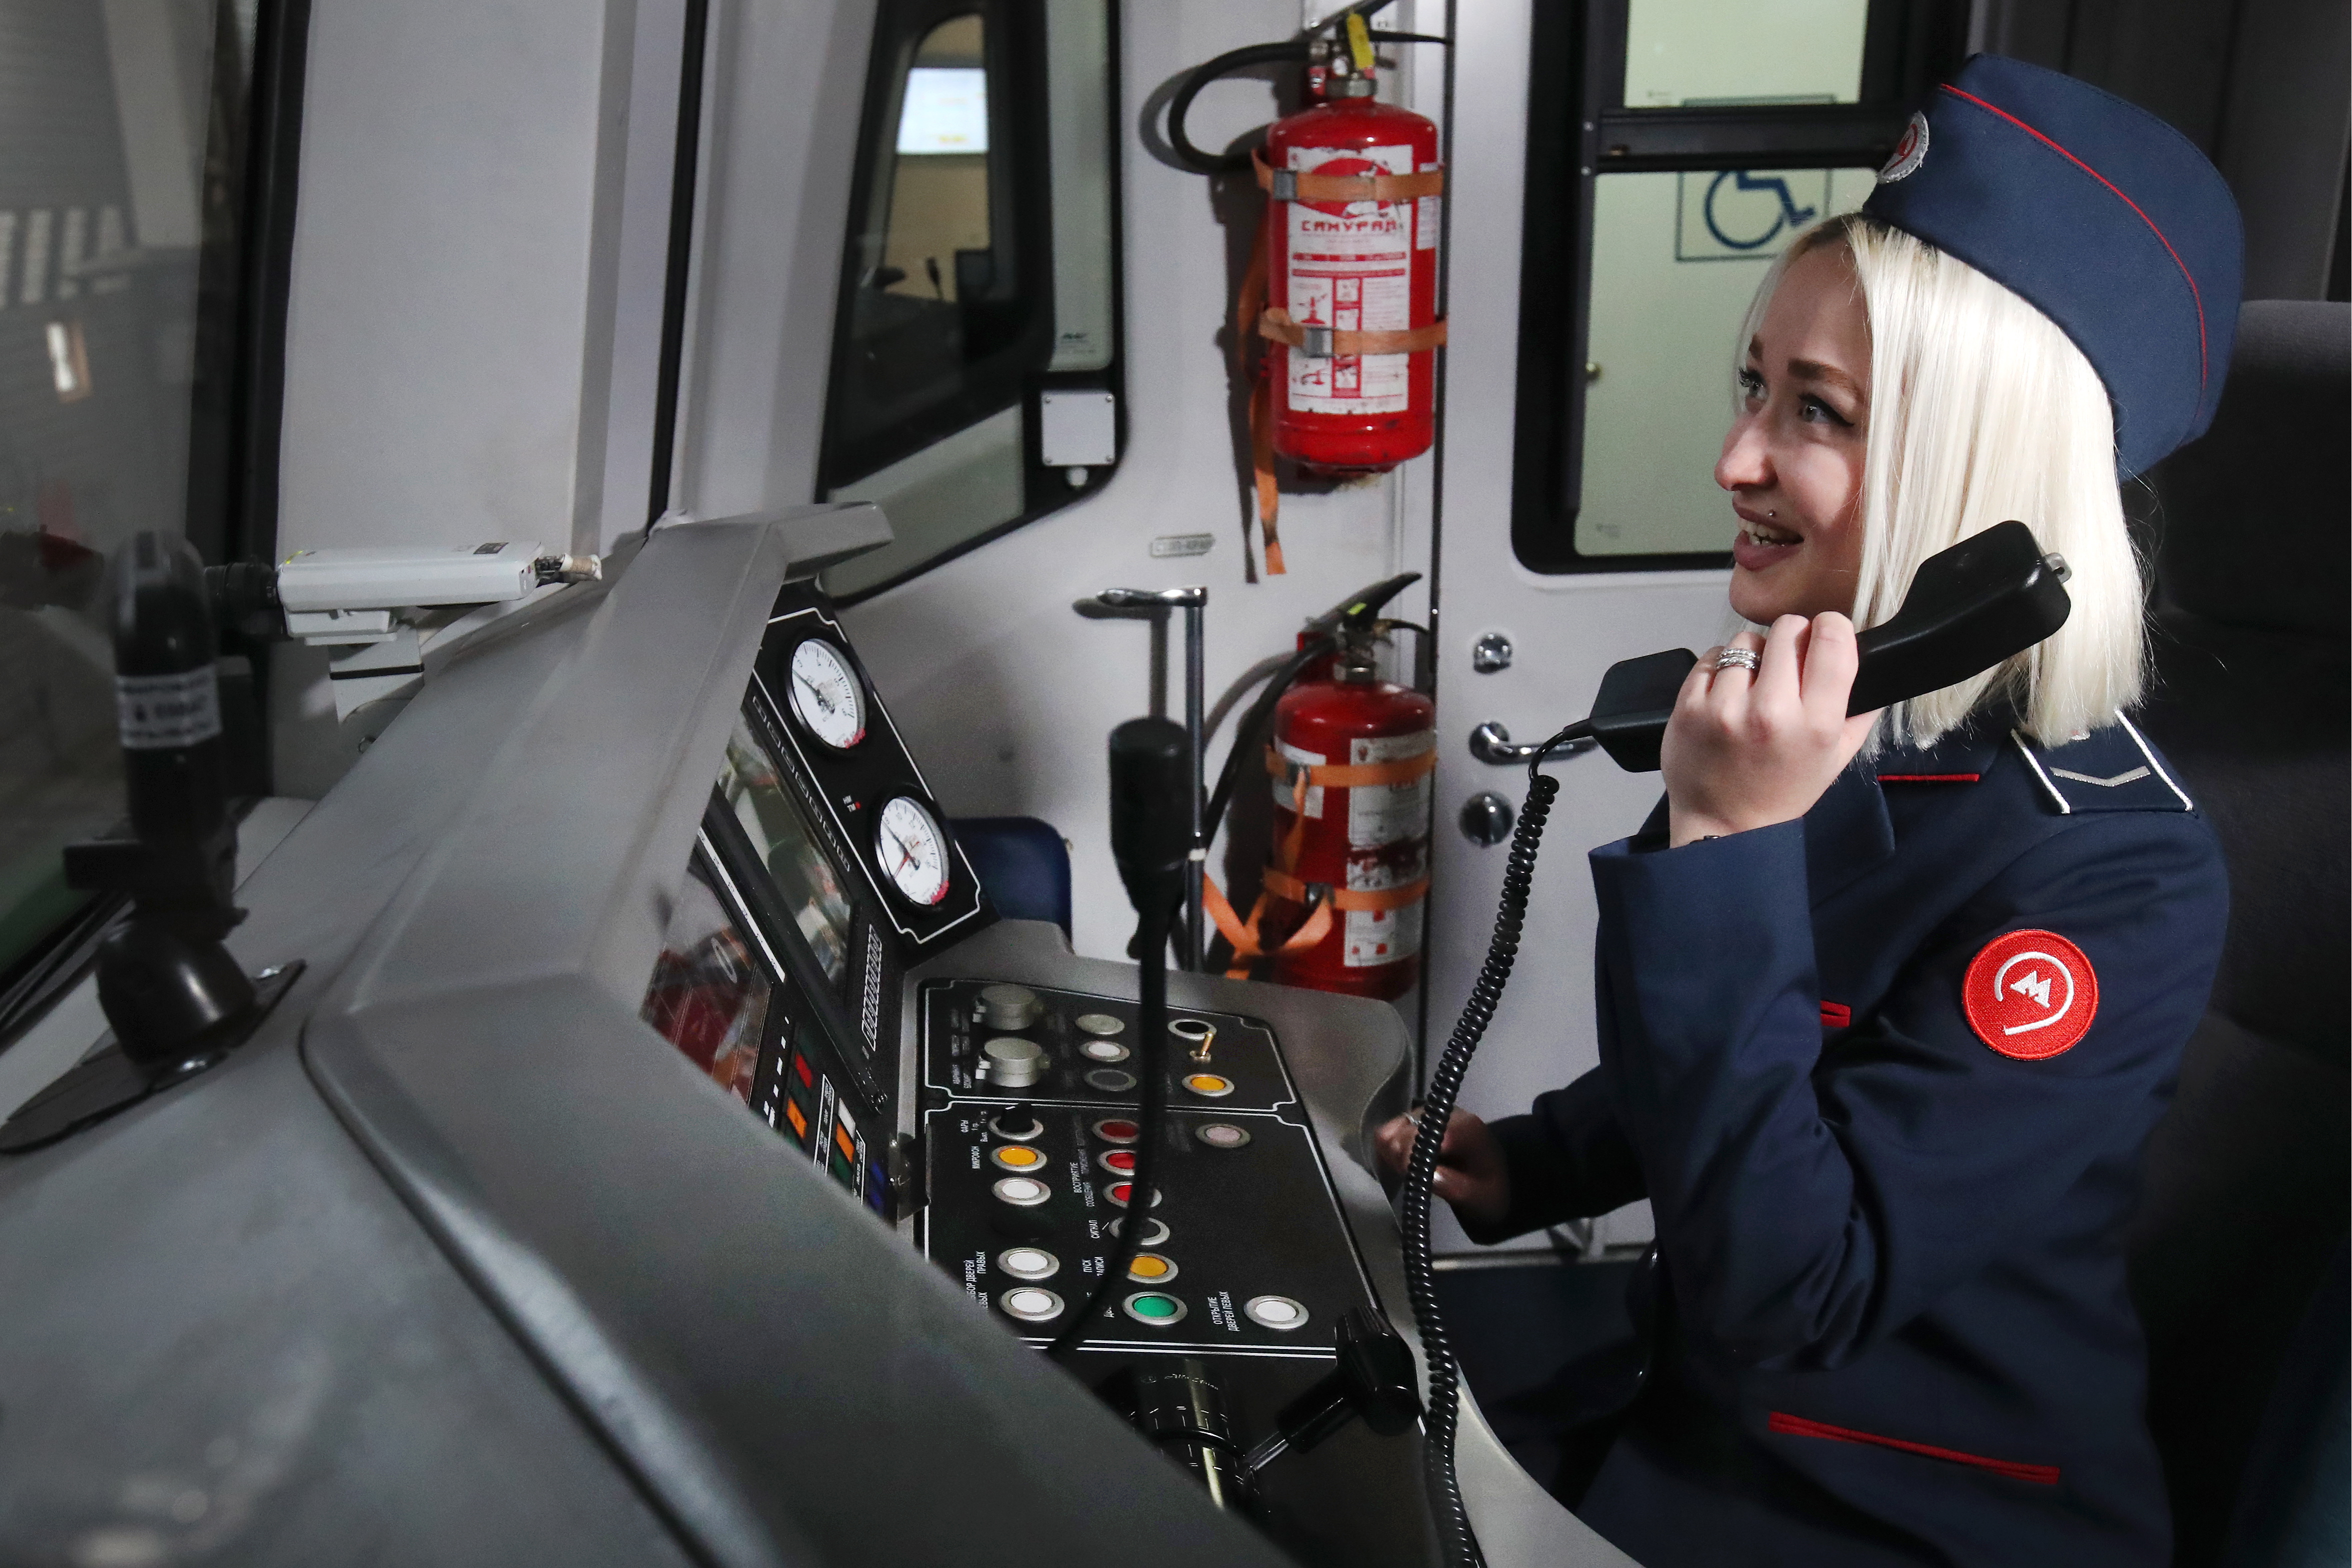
xmin=1122 ymin=1292 xmax=1188 ymax=1325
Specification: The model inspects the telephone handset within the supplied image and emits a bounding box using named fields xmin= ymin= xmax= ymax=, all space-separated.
xmin=1576 ymin=520 xmax=2074 ymax=772
xmin=1400 ymin=520 xmax=2074 ymax=1568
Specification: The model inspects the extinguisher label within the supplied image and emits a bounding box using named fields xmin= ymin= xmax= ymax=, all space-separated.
xmin=1286 ymin=142 xmax=1414 ymax=416
xmin=1345 ymin=900 xmax=1423 ymax=968
xmin=1416 ymin=160 xmax=1441 ymax=251
xmin=1346 ymin=731 xmax=1432 ymax=970
xmin=1274 ymin=739 xmax=1328 ymax=818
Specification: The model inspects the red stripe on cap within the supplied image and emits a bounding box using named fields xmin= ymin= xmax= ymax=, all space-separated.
xmin=1938 ymin=84 xmax=2208 ymax=390
xmin=1768 ymin=1411 xmax=2062 ymax=1486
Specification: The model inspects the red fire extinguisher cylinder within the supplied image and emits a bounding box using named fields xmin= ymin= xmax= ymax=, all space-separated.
xmin=1262 ymin=645 xmax=1435 ymax=1002
xmin=1264 ymin=80 xmax=1442 ymax=474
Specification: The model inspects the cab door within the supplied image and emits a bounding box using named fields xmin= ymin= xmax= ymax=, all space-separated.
xmin=1425 ymin=0 xmax=1960 ymax=1255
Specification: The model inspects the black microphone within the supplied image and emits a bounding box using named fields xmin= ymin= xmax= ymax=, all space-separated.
xmin=1049 ymin=715 xmax=1190 ymax=1364
xmin=1108 ymin=716 xmax=1192 ymax=918
xmin=62 ymin=534 xmax=255 ymax=1069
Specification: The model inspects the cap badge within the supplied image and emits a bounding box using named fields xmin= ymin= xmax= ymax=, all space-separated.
xmin=1876 ymin=111 xmax=1930 ymax=184
xmin=1964 ymin=928 xmax=2098 ymax=1060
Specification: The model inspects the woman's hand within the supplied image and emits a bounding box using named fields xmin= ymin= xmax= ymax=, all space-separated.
xmin=1662 ymin=612 xmax=1880 ymax=848
xmin=1374 ymin=1108 xmax=1510 ymax=1232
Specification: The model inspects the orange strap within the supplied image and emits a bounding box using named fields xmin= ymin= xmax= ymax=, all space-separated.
xmin=1235 ymin=208 xmax=1284 ymax=576
xmin=1252 ymin=147 xmax=1446 ymax=202
xmin=1259 ymin=868 xmax=1430 ymax=912
xmin=1203 ymin=874 xmax=1332 ymax=980
xmin=1265 ymin=746 xmax=1438 ymax=788
xmin=1258 ymin=308 xmax=1448 ymax=358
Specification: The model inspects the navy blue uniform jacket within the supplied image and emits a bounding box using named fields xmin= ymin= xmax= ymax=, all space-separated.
xmin=1480 ymin=716 xmax=2227 ymax=1567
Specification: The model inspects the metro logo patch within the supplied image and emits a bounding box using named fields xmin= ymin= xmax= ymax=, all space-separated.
xmin=1964 ymin=929 xmax=2098 ymax=1060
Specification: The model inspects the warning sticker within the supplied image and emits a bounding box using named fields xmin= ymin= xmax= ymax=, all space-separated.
xmin=1285 ymin=142 xmax=1414 ymax=416
xmin=1345 ymin=900 xmax=1424 ymax=968
xmin=1346 ymin=730 xmax=1434 ymax=848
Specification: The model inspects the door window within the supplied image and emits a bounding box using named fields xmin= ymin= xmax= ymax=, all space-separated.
xmin=1510 ymin=0 xmax=1966 ymax=571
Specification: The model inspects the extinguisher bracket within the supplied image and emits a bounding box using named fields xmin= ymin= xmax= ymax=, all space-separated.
xmin=1300 ymin=324 xmax=1335 ymax=359
xmin=1268 ymin=168 xmax=1299 ymax=200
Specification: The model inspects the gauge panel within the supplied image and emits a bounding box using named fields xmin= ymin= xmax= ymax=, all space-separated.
xmin=786 ymin=639 xmax=867 ymax=750
xmin=876 ymin=795 xmax=952 ymax=906
xmin=749 ymin=586 xmax=993 ymax=959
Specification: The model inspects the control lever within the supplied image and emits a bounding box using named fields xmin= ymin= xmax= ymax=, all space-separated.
xmin=1242 ymin=1307 xmax=1424 ymax=1474
xmin=1117 ymin=1358 xmax=1262 ymax=1516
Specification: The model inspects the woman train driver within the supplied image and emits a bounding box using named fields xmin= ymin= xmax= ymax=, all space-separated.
xmin=1378 ymin=56 xmax=2243 ymax=1568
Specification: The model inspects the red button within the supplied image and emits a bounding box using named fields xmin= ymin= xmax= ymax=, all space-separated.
xmin=1092 ymin=1118 xmax=1139 ymax=1144
xmin=1102 ymin=1150 xmax=1136 ymax=1174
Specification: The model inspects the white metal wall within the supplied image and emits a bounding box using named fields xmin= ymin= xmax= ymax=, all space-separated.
xmin=1418 ymin=0 xmax=1728 ymax=1254
xmin=838 ymin=0 xmax=1442 ymax=970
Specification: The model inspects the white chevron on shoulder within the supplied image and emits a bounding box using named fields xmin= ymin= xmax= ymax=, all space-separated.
xmin=2048 ymin=766 xmax=2152 ymax=788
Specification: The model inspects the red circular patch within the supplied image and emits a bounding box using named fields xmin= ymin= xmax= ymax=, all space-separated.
xmin=1964 ymin=929 xmax=2098 ymax=1060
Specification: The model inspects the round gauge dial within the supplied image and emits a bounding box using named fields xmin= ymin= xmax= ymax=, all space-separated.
xmin=786 ymin=640 xmax=866 ymax=750
xmin=876 ymin=795 xmax=952 ymax=907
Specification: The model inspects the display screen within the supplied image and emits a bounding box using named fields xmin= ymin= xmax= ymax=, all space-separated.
xmin=720 ymin=713 xmax=856 ymax=986
xmin=642 ymin=858 xmax=772 ymax=1106
xmin=895 ymin=66 xmax=988 ymax=154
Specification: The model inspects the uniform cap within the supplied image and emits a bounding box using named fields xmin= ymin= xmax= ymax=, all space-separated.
xmin=1862 ymin=55 xmax=2244 ymax=476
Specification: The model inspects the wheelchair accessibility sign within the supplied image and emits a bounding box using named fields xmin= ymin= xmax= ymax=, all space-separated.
xmin=1674 ymin=169 xmax=1834 ymax=261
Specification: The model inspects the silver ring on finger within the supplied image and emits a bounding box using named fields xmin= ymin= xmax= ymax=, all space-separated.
xmin=1712 ymin=647 xmax=1761 ymax=674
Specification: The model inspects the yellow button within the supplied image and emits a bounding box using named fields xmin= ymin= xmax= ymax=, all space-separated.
xmin=991 ymin=1144 xmax=1046 ymax=1171
xmin=1126 ymin=1252 xmax=1178 ymax=1284
xmin=1182 ymin=1074 xmax=1234 ymax=1098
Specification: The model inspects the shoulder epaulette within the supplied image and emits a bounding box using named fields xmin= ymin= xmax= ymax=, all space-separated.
xmin=2010 ymin=716 xmax=2194 ymax=815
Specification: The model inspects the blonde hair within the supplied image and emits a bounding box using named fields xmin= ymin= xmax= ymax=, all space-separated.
xmin=1738 ymin=213 xmax=2143 ymax=750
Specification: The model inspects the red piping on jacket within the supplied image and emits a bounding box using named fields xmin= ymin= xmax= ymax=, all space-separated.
xmin=1819 ymin=1001 xmax=1852 ymax=1028
xmin=1937 ymin=83 xmax=2208 ymax=394
xmin=1876 ymin=773 xmax=1981 ymax=783
xmin=1768 ymin=1411 xmax=2062 ymax=1486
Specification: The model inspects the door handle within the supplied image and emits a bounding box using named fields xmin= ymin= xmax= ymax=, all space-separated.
xmin=1468 ymin=721 xmax=1596 ymax=766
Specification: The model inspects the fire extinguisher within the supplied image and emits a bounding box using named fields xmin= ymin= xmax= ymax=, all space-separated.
xmin=1200 ymin=572 xmax=1432 ymax=1002
xmin=1164 ymin=4 xmax=1448 ymax=574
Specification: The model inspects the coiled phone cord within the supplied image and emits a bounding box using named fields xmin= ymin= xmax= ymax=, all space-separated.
xmin=1401 ymin=720 xmax=1588 ymax=1568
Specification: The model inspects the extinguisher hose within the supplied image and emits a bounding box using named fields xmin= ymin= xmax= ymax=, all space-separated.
xmin=1162 ymin=0 xmax=1438 ymax=177
xmin=1401 ymin=718 xmax=1592 ymax=1568
xmin=1201 ymin=632 xmax=1338 ymax=844
xmin=1166 ymin=41 xmax=1310 ymax=175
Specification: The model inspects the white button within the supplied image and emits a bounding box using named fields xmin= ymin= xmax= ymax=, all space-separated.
xmin=1074 ymin=1013 xmax=1124 ymax=1036
xmin=1080 ymin=1038 xmax=1130 ymax=1063
xmin=998 ymin=1247 xmax=1059 ymax=1280
xmin=1243 ymin=1295 xmax=1308 ymax=1330
xmin=1000 ymin=1287 xmax=1064 ymax=1322
xmin=1195 ymin=1122 xmax=1252 ymax=1149
xmin=992 ymin=1176 xmax=1050 ymax=1206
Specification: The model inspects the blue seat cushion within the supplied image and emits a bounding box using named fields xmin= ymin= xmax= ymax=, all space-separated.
xmin=950 ymin=817 xmax=1072 ymax=937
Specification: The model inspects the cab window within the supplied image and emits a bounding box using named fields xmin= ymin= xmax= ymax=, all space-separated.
xmin=1512 ymin=0 xmax=1966 ymax=570
xmin=0 ymin=0 xmax=290 ymax=1040
xmin=818 ymin=0 xmax=1120 ymax=601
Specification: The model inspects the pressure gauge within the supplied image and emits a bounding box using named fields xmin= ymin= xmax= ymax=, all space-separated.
xmin=786 ymin=640 xmax=866 ymax=750
xmin=876 ymin=795 xmax=951 ymax=907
